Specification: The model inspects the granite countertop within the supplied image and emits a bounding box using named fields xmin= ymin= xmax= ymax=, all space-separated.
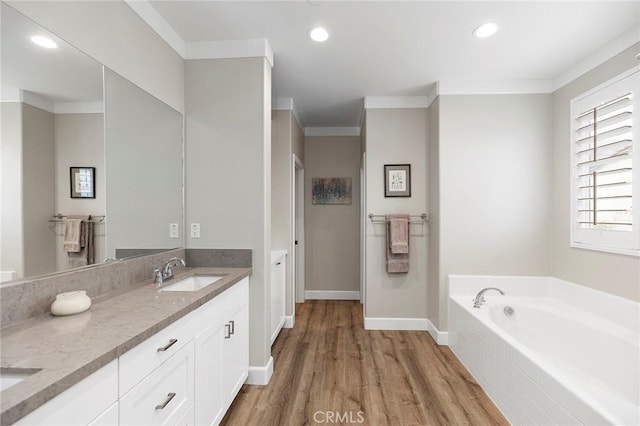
xmin=0 ymin=267 xmax=251 ymax=425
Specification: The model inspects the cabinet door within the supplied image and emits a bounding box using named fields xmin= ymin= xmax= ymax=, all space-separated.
xmin=88 ymin=402 xmax=118 ymax=426
xmin=270 ymin=258 xmax=286 ymax=345
xmin=223 ymin=281 xmax=249 ymax=406
xmin=194 ymin=320 xmax=224 ymax=426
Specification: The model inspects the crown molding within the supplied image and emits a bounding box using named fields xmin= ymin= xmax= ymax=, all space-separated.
xmin=553 ymin=26 xmax=640 ymax=91
xmin=21 ymin=90 xmax=54 ymax=113
xmin=438 ymin=79 xmax=553 ymax=95
xmin=304 ymin=127 xmax=361 ymax=137
xmin=124 ymin=0 xmax=186 ymax=58
xmin=54 ymin=102 xmax=104 ymax=114
xmin=186 ymin=39 xmax=274 ymax=68
xmin=126 ymin=0 xmax=273 ymax=66
xmin=273 ymin=97 xmax=304 ymax=128
xmin=364 ymin=96 xmax=431 ymax=109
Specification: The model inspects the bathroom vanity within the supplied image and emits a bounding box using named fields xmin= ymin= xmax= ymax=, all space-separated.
xmin=0 ymin=267 xmax=250 ymax=425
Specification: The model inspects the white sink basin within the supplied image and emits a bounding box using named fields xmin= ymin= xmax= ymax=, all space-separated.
xmin=0 ymin=368 xmax=40 ymax=392
xmin=159 ymin=275 xmax=224 ymax=292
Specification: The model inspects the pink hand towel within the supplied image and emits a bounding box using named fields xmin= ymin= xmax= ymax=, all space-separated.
xmin=385 ymin=214 xmax=410 ymax=273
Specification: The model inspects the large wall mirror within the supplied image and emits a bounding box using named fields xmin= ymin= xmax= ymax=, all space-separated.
xmin=0 ymin=3 xmax=184 ymax=283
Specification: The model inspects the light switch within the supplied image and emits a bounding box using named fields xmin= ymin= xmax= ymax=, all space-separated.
xmin=169 ymin=223 xmax=179 ymax=239
xmin=191 ymin=223 xmax=200 ymax=238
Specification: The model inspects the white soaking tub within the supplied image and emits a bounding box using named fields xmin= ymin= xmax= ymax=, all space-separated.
xmin=448 ymin=275 xmax=640 ymax=426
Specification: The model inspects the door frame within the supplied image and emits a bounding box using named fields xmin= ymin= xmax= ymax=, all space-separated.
xmin=292 ymin=154 xmax=305 ymax=305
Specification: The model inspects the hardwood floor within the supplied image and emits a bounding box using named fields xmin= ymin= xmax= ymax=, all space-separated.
xmin=221 ymin=300 xmax=508 ymax=426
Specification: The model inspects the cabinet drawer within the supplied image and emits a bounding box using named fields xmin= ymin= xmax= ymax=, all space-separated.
xmin=120 ymin=341 xmax=194 ymax=426
xmin=119 ymin=314 xmax=195 ymax=396
xmin=88 ymin=402 xmax=118 ymax=426
xmin=15 ymin=360 xmax=118 ymax=426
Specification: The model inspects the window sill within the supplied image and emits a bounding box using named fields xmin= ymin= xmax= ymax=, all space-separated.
xmin=570 ymin=242 xmax=640 ymax=257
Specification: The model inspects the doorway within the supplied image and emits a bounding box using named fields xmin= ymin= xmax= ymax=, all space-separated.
xmin=293 ymin=155 xmax=305 ymax=305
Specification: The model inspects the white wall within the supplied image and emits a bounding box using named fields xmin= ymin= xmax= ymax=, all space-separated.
xmin=1 ymin=102 xmax=23 ymax=279
xmin=551 ymin=44 xmax=640 ymax=302
xmin=364 ymin=108 xmax=428 ymax=320
xmin=6 ymin=1 xmax=184 ymax=113
xmin=54 ymin=113 xmax=105 ymax=270
xmin=305 ymin=136 xmax=361 ymax=295
xmin=437 ymin=94 xmax=553 ymax=329
xmin=22 ymin=104 xmax=56 ymax=277
xmin=185 ymin=57 xmax=272 ymax=372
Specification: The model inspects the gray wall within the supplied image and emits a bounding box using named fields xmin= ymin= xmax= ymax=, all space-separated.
xmin=54 ymin=113 xmax=105 ymax=270
xmin=271 ymin=109 xmax=304 ymax=317
xmin=7 ymin=1 xmax=184 ymax=113
xmin=364 ymin=108 xmax=428 ymax=319
xmin=1 ymin=102 xmax=23 ymax=279
xmin=104 ymin=69 xmax=183 ymax=258
xmin=185 ymin=57 xmax=272 ymax=370
xmin=22 ymin=104 xmax=56 ymax=277
xmin=305 ymin=136 xmax=361 ymax=294
xmin=437 ymin=94 xmax=553 ymax=329
xmin=551 ymin=44 xmax=640 ymax=301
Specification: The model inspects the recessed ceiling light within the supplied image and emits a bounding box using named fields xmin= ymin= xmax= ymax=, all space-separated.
xmin=309 ymin=27 xmax=329 ymax=42
xmin=31 ymin=35 xmax=58 ymax=49
xmin=472 ymin=22 xmax=498 ymax=39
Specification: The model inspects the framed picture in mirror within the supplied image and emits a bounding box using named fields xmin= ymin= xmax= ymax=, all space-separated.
xmin=384 ymin=164 xmax=411 ymax=197
xmin=70 ymin=167 xmax=95 ymax=198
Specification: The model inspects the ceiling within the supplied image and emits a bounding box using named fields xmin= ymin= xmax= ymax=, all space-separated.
xmin=150 ymin=0 xmax=639 ymax=128
xmin=1 ymin=3 xmax=103 ymax=104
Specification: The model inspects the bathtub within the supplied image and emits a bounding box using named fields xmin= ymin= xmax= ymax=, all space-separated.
xmin=448 ymin=275 xmax=640 ymax=426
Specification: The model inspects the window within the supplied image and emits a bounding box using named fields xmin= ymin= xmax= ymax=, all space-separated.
xmin=571 ymin=68 xmax=640 ymax=256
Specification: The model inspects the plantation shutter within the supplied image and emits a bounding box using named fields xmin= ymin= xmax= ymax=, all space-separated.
xmin=571 ymin=69 xmax=640 ymax=253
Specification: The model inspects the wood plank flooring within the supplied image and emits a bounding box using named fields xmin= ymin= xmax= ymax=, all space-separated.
xmin=221 ymin=300 xmax=508 ymax=426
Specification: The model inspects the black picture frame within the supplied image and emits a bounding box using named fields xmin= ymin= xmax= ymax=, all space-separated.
xmin=384 ymin=164 xmax=411 ymax=197
xmin=70 ymin=167 xmax=96 ymax=199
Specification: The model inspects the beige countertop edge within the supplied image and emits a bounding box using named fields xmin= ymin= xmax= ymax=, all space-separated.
xmin=0 ymin=267 xmax=252 ymax=425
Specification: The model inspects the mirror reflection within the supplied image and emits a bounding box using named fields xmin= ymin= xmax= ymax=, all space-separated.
xmin=0 ymin=4 xmax=184 ymax=283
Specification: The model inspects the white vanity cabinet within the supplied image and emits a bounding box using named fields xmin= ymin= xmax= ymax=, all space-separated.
xmin=15 ymin=277 xmax=250 ymax=426
xmin=193 ymin=278 xmax=248 ymax=426
xmin=15 ymin=360 xmax=118 ymax=426
xmin=270 ymin=251 xmax=286 ymax=345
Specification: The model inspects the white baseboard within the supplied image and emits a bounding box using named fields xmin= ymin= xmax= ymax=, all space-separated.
xmin=364 ymin=317 xmax=429 ymax=331
xmin=284 ymin=315 xmax=295 ymax=328
xmin=427 ymin=319 xmax=449 ymax=345
xmin=246 ymin=356 xmax=273 ymax=385
xmin=305 ymin=290 xmax=360 ymax=300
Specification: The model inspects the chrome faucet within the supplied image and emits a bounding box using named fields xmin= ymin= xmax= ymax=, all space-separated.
xmin=159 ymin=257 xmax=186 ymax=282
xmin=473 ymin=287 xmax=505 ymax=308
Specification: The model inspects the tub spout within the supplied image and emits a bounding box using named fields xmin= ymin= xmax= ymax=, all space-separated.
xmin=473 ymin=287 xmax=505 ymax=308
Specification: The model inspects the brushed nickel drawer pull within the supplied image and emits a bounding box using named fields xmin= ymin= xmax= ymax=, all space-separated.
xmin=155 ymin=392 xmax=176 ymax=410
xmin=229 ymin=320 xmax=235 ymax=335
xmin=225 ymin=323 xmax=231 ymax=339
xmin=157 ymin=338 xmax=178 ymax=352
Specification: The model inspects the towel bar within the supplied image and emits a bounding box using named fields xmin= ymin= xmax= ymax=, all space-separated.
xmin=368 ymin=213 xmax=428 ymax=224
xmin=49 ymin=214 xmax=106 ymax=223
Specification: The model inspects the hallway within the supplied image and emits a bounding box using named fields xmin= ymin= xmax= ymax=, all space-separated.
xmin=222 ymin=300 xmax=507 ymax=426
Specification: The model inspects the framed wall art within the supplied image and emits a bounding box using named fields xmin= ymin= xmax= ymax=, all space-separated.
xmin=384 ymin=164 xmax=411 ymax=197
xmin=70 ymin=167 xmax=95 ymax=199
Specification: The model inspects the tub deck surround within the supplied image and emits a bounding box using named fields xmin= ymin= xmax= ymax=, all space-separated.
xmin=0 ymin=267 xmax=251 ymax=425
xmin=448 ymin=275 xmax=640 ymax=426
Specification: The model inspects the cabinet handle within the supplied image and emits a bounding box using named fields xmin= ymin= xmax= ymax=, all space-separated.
xmin=276 ymin=262 xmax=281 ymax=266
xmin=155 ymin=392 xmax=176 ymax=410
xmin=225 ymin=323 xmax=231 ymax=339
xmin=229 ymin=320 xmax=235 ymax=335
xmin=157 ymin=338 xmax=178 ymax=352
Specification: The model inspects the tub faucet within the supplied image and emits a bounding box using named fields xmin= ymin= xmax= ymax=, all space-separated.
xmin=160 ymin=257 xmax=186 ymax=282
xmin=473 ymin=287 xmax=505 ymax=308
